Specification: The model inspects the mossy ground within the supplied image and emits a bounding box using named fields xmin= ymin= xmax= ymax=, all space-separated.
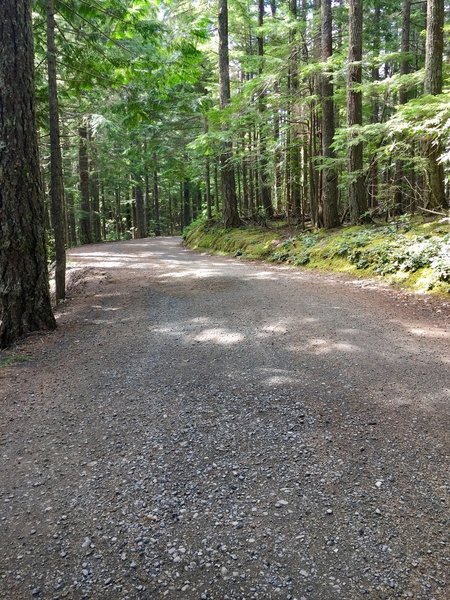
xmin=184 ymin=215 xmax=450 ymax=296
xmin=0 ymin=352 xmax=31 ymax=369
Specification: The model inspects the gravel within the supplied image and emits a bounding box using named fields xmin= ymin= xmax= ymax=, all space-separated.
xmin=0 ymin=237 xmax=449 ymax=599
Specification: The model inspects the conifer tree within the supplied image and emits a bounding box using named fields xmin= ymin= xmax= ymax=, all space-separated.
xmin=0 ymin=0 xmax=56 ymax=348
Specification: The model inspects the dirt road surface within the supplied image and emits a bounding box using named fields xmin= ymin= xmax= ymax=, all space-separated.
xmin=0 ymin=237 xmax=449 ymax=599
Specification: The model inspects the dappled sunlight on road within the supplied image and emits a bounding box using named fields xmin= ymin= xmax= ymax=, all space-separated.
xmin=194 ymin=328 xmax=245 ymax=345
xmin=64 ymin=237 xmax=450 ymax=414
xmin=245 ymin=271 xmax=280 ymax=281
xmin=158 ymin=269 xmax=224 ymax=279
xmin=292 ymin=338 xmax=360 ymax=356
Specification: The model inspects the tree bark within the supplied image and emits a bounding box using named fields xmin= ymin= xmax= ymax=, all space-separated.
xmin=289 ymin=0 xmax=302 ymax=221
xmin=214 ymin=160 xmax=220 ymax=213
xmin=308 ymin=0 xmax=323 ymax=228
xmin=203 ymin=118 xmax=213 ymax=220
xmin=89 ymin=135 xmax=102 ymax=243
xmin=218 ymin=0 xmax=240 ymax=227
xmin=100 ymin=183 xmax=107 ymax=240
xmin=394 ymin=0 xmax=411 ymax=211
xmin=78 ymin=125 xmax=92 ymax=244
xmin=46 ymin=0 xmax=66 ymax=301
xmin=399 ymin=0 xmax=411 ymax=106
xmin=369 ymin=0 xmax=380 ymax=210
xmin=183 ymin=180 xmax=191 ymax=229
xmin=347 ymin=0 xmax=367 ymax=223
xmin=0 ymin=0 xmax=56 ymax=347
xmin=153 ymin=156 xmax=161 ymax=236
xmin=257 ymin=0 xmax=273 ymax=217
xmin=321 ymin=0 xmax=339 ymax=228
xmin=135 ymin=181 xmax=146 ymax=238
xmin=66 ymin=191 xmax=77 ymax=247
xmin=423 ymin=0 xmax=446 ymax=208
xmin=115 ymin=187 xmax=121 ymax=240
xmin=205 ymin=158 xmax=212 ymax=219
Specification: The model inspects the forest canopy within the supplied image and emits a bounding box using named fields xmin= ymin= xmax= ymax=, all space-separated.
xmin=32 ymin=0 xmax=449 ymax=243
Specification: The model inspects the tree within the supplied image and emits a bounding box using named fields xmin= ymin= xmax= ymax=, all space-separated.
xmin=78 ymin=124 xmax=92 ymax=244
xmin=0 ymin=0 xmax=56 ymax=348
xmin=423 ymin=0 xmax=446 ymax=209
xmin=394 ymin=0 xmax=411 ymax=212
xmin=347 ymin=0 xmax=367 ymax=223
xmin=218 ymin=0 xmax=241 ymax=228
xmin=321 ymin=0 xmax=339 ymax=228
xmin=257 ymin=0 xmax=273 ymax=218
xmin=46 ymin=0 xmax=66 ymax=302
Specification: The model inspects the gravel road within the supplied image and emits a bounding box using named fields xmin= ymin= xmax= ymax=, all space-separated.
xmin=0 ymin=237 xmax=449 ymax=600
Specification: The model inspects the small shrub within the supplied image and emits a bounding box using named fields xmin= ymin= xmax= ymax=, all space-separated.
xmin=292 ymin=253 xmax=310 ymax=266
xmin=269 ymin=250 xmax=290 ymax=263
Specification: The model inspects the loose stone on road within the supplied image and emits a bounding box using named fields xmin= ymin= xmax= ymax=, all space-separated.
xmin=0 ymin=237 xmax=448 ymax=599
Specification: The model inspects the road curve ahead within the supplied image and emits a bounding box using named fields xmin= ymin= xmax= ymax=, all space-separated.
xmin=0 ymin=237 xmax=449 ymax=599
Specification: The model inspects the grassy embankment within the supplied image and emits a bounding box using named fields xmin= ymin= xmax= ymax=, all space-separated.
xmin=184 ymin=215 xmax=450 ymax=295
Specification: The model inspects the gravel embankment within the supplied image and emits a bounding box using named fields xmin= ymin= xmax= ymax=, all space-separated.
xmin=0 ymin=237 xmax=448 ymax=599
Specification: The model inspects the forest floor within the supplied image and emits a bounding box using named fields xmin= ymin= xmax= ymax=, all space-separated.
xmin=0 ymin=237 xmax=449 ymax=600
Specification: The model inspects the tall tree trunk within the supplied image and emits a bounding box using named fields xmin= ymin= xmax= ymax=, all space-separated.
xmin=395 ymin=0 xmax=411 ymax=211
xmin=168 ymin=187 xmax=174 ymax=234
xmin=125 ymin=195 xmax=132 ymax=231
xmin=423 ymin=0 xmax=446 ymax=208
xmin=368 ymin=0 xmax=380 ymax=210
xmin=89 ymin=135 xmax=102 ymax=243
xmin=214 ymin=160 xmax=220 ymax=213
xmin=135 ymin=181 xmax=146 ymax=238
xmin=78 ymin=125 xmax=92 ymax=244
xmin=0 ymin=0 xmax=56 ymax=347
xmin=273 ymin=86 xmax=282 ymax=214
xmin=321 ymin=0 xmax=339 ymax=228
xmin=347 ymin=0 xmax=367 ymax=223
xmin=115 ymin=187 xmax=121 ymax=240
xmin=203 ymin=118 xmax=213 ymax=220
xmin=218 ymin=0 xmax=240 ymax=227
xmin=241 ymin=133 xmax=250 ymax=217
xmin=310 ymin=0 xmax=323 ymax=227
xmin=205 ymin=158 xmax=212 ymax=219
xmin=289 ymin=0 xmax=302 ymax=221
xmin=257 ymin=0 xmax=273 ymax=217
xmin=66 ymin=191 xmax=77 ymax=247
xmin=46 ymin=0 xmax=66 ymax=301
xmin=399 ymin=0 xmax=411 ymax=106
xmin=197 ymin=186 xmax=203 ymax=214
xmin=183 ymin=180 xmax=191 ymax=229
xmin=270 ymin=1 xmax=282 ymax=214
xmin=192 ymin=185 xmax=198 ymax=221
xmin=153 ymin=158 xmax=161 ymax=236
xmin=100 ymin=183 xmax=107 ymax=240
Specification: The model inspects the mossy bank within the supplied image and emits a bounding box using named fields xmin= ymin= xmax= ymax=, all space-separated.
xmin=184 ymin=216 xmax=450 ymax=295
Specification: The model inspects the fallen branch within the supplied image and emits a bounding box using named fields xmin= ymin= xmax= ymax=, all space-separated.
xmin=417 ymin=206 xmax=449 ymax=217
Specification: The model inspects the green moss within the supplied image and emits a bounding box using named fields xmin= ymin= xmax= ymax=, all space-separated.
xmin=184 ymin=216 xmax=449 ymax=296
xmin=0 ymin=353 xmax=31 ymax=368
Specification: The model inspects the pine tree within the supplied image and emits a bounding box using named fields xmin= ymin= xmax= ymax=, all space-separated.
xmin=46 ymin=0 xmax=66 ymax=301
xmin=0 ymin=0 xmax=56 ymax=348
xmin=347 ymin=0 xmax=367 ymax=223
xmin=423 ymin=0 xmax=446 ymax=209
xmin=321 ymin=0 xmax=339 ymax=228
xmin=218 ymin=0 xmax=241 ymax=228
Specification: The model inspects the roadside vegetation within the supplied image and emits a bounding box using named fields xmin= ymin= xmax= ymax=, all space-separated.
xmin=184 ymin=215 xmax=450 ymax=295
